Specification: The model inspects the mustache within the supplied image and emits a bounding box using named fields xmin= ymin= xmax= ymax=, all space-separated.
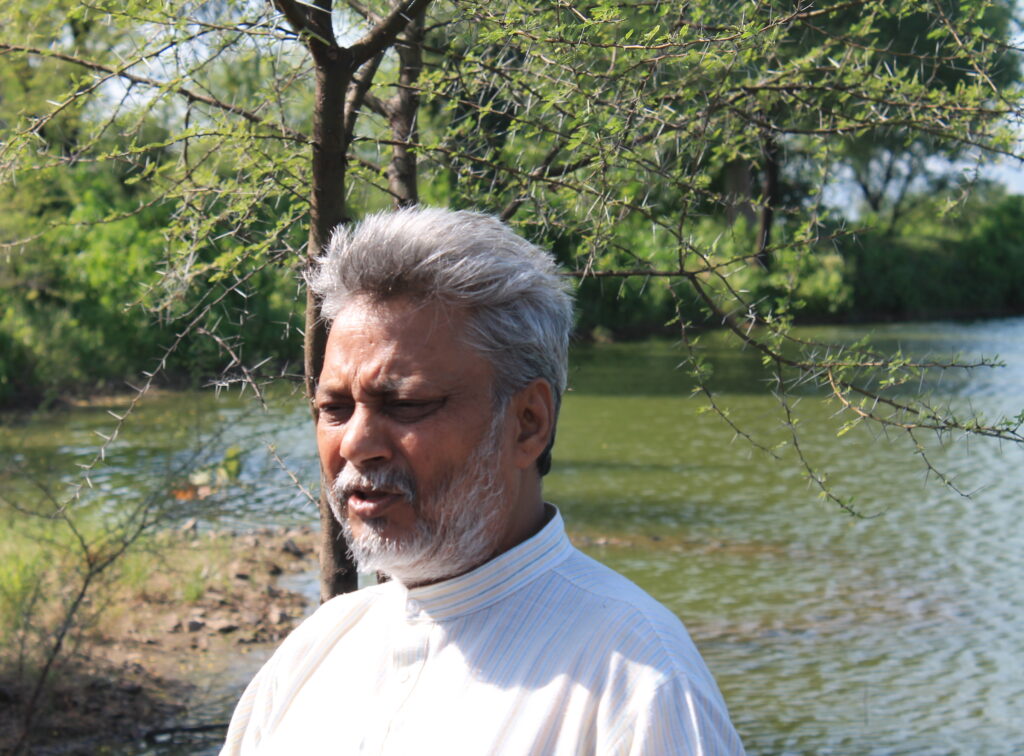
xmin=331 ymin=464 xmax=417 ymax=502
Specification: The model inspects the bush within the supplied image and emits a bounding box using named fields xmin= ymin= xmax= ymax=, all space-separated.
xmin=842 ymin=191 xmax=1024 ymax=319
xmin=0 ymin=162 xmax=303 ymax=408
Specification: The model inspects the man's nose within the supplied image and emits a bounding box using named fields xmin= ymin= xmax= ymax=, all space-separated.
xmin=338 ymin=404 xmax=392 ymax=466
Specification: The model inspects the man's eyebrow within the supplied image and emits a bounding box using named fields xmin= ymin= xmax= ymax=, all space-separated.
xmin=377 ymin=380 xmax=453 ymax=400
xmin=314 ymin=385 xmax=347 ymax=400
xmin=316 ymin=376 xmax=430 ymax=398
xmin=374 ymin=377 xmax=410 ymax=395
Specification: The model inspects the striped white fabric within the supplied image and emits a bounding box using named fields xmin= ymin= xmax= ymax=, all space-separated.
xmin=220 ymin=508 xmax=744 ymax=755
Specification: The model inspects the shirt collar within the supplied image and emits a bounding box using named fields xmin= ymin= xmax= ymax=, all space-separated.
xmin=398 ymin=504 xmax=572 ymax=622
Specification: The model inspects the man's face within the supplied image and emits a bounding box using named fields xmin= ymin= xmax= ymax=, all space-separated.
xmin=315 ymin=296 xmax=514 ymax=584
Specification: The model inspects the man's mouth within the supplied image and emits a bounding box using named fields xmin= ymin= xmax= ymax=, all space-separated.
xmin=333 ymin=465 xmax=416 ymax=522
xmin=345 ymin=486 xmax=404 ymax=519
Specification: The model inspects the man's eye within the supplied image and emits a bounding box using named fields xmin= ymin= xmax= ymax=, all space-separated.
xmin=385 ymin=399 xmax=444 ymax=422
xmin=318 ymin=402 xmax=353 ymax=422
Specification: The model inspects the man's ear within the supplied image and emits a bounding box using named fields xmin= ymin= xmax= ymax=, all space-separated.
xmin=511 ymin=378 xmax=555 ymax=470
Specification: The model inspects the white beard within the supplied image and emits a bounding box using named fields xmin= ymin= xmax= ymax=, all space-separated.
xmin=326 ymin=418 xmax=507 ymax=586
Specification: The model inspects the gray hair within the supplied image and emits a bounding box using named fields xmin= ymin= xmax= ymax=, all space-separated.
xmin=308 ymin=207 xmax=574 ymax=475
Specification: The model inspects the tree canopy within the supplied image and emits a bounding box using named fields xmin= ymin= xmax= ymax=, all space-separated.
xmin=2 ymin=0 xmax=1024 ymax=594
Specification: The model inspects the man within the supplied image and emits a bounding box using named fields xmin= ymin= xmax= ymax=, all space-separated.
xmin=221 ymin=207 xmax=744 ymax=755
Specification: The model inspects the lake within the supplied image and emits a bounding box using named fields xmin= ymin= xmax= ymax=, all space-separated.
xmin=3 ymin=317 xmax=1023 ymax=754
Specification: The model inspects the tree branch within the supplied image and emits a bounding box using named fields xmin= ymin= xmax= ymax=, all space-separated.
xmin=347 ymin=0 xmax=384 ymax=25
xmin=272 ymin=0 xmax=336 ymax=50
xmin=383 ymin=5 xmax=425 ymax=207
xmin=348 ymin=0 xmax=433 ymax=69
xmin=500 ymin=141 xmax=567 ymax=221
xmin=344 ymin=53 xmax=386 ymax=137
xmin=0 ymin=43 xmax=305 ymax=143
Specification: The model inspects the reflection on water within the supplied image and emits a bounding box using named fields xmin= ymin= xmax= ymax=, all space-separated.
xmin=3 ymin=318 xmax=1023 ymax=755
xmin=556 ymin=317 xmax=1024 ymax=755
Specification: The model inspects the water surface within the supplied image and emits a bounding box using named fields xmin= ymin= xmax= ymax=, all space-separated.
xmin=3 ymin=318 xmax=1023 ymax=754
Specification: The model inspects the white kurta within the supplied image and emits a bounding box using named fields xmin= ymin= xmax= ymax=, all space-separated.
xmin=221 ymin=508 xmax=744 ymax=755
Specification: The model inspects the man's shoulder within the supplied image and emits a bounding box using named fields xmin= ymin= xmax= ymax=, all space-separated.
xmin=530 ymin=546 xmax=699 ymax=661
xmin=516 ymin=545 xmax=726 ymax=703
xmin=551 ymin=546 xmax=682 ymax=622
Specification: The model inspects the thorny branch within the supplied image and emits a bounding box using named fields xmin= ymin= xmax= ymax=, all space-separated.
xmin=1 ymin=0 xmax=1020 ymax=612
xmin=0 ymin=43 xmax=306 ymax=145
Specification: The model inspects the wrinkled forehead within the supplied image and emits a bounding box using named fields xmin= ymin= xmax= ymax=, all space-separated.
xmin=330 ymin=294 xmax=484 ymax=363
xmin=336 ymin=292 xmax=482 ymax=348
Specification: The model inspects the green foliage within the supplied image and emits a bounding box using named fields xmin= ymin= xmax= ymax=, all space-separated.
xmin=2 ymin=0 xmax=1021 ymax=404
xmin=0 ymin=0 xmax=307 ymax=407
xmin=1 ymin=162 xmax=161 ymax=399
xmin=843 ymin=189 xmax=1024 ymax=319
xmin=0 ymin=5 xmax=1021 ymax=739
xmin=0 ymin=528 xmax=46 ymax=670
xmin=0 ymin=153 xmax=304 ymax=406
xmin=0 ymin=509 xmax=104 ymax=676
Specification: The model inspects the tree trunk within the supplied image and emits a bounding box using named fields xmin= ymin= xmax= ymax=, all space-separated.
xmin=276 ymin=0 xmax=434 ymax=601
xmin=723 ymin=159 xmax=756 ymax=227
xmin=307 ymin=55 xmax=359 ymax=602
xmin=386 ymin=9 xmax=425 ymax=207
xmin=755 ymin=134 xmax=780 ymax=269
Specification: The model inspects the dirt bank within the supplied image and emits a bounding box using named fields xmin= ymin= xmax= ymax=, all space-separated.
xmin=0 ymin=525 xmax=320 ymax=755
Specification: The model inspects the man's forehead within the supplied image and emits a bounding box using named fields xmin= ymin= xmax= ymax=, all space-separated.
xmin=316 ymin=372 xmax=428 ymax=397
xmin=318 ymin=295 xmax=491 ymax=392
xmin=334 ymin=293 xmax=466 ymax=335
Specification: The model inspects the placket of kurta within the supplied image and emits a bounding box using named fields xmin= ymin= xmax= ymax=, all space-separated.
xmin=367 ymin=597 xmax=434 ymax=754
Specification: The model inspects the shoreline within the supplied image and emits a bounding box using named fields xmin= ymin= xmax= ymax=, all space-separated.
xmin=0 ymin=525 xmax=320 ymax=755
xmin=0 ymin=523 xmax=647 ymax=754
xmin=6 ymin=311 xmax=1024 ymax=415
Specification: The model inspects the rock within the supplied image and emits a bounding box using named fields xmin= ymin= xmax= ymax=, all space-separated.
xmin=209 ymin=619 xmax=239 ymax=634
xmin=268 ymin=606 xmax=289 ymax=625
xmin=229 ymin=559 xmax=251 ymax=580
xmin=186 ymin=619 xmax=206 ymax=633
xmin=281 ymin=539 xmax=304 ymax=558
xmin=266 ymin=562 xmax=283 ymax=576
xmin=164 ymin=614 xmax=183 ymax=633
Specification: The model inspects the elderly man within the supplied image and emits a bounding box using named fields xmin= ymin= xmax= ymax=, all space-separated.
xmin=221 ymin=207 xmax=744 ymax=755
